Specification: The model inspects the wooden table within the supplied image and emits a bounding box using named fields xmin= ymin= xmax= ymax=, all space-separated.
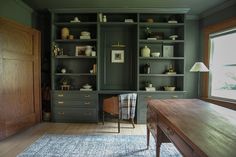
xmin=147 ymin=99 xmax=236 ymax=157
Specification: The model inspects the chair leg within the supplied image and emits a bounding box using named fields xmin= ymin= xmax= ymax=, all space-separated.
xmin=118 ymin=118 xmax=120 ymax=133
xmin=131 ymin=118 xmax=135 ymax=128
xmin=102 ymin=111 xmax=105 ymax=125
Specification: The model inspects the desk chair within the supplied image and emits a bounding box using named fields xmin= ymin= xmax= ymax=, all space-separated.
xmin=102 ymin=93 xmax=137 ymax=133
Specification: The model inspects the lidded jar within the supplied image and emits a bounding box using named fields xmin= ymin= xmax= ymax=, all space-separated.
xmin=141 ymin=46 xmax=150 ymax=57
xmin=61 ymin=27 xmax=69 ymax=39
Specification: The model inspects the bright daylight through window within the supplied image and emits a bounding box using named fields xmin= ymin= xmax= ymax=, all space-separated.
xmin=209 ymin=29 xmax=236 ymax=101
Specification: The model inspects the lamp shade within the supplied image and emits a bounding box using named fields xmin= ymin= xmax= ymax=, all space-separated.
xmin=190 ymin=62 xmax=209 ymax=72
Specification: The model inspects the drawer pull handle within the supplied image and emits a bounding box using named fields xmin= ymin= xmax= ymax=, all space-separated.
xmin=58 ymin=94 xmax=64 ymax=97
xmin=172 ymin=95 xmax=178 ymax=98
xmin=58 ymin=112 xmax=65 ymax=116
xmin=84 ymin=95 xmax=91 ymax=98
xmin=84 ymin=102 xmax=90 ymax=105
xmin=58 ymin=101 xmax=64 ymax=104
xmin=167 ymin=127 xmax=174 ymax=135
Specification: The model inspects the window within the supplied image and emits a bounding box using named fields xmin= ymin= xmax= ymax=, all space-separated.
xmin=209 ymin=29 xmax=236 ymax=101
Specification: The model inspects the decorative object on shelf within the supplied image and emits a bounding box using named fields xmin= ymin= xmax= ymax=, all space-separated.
xmin=80 ymin=84 xmax=93 ymax=91
xmin=85 ymin=45 xmax=93 ymax=56
xmin=164 ymin=86 xmax=176 ymax=91
xmin=145 ymin=87 xmax=156 ymax=91
xmin=60 ymin=78 xmax=70 ymax=90
xmin=52 ymin=43 xmax=60 ymax=56
xmin=141 ymin=46 xmax=151 ymax=57
xmin=80 ymin=31 xmax=91 ymax=39
xmin=144 ymin=27 xmax=152 ymax=38
xmin=150 ymin=32 xmax=164 ymax=39
xmin=111 ymin=50 xmax=124 ymax=63
xmin=163 ymin=45 xmax=174 ymax=57
xmin=103 ymin=15 xmax=107 ymax=22
xmin=168 ymin=15 xmax=178 ymax=23
xmin=93 ymin=64 xmax=96 ymax=74
xmin=166 ymin=64 xmax=176 ymax=74
xmin=145 ymin=81 xmax=156 ymax=91
xmin=91 ymin=51 xmax=96 ymax=56
xmin=61 ymin=68 xmax=66 ymax=73
xmin=98 ymin=13 xmax=103 ymax=22
xmin=61 ymin=27 xmax=69 ymax=39
xmin=146 ymin=18 xmax=154 ymax=23
xmin=75 ymin=46 xmax=86 ymax=56
xmin=143 ymin=63 xmax=151 ymax=74
xmin=90 ymin=69 xmax=94 ymax=74
xmin=151 ymin=52 xmax=160 ymax=57
xmin=70 ymin=17 xmax=80 ymax=23
xmin=124 ymin=19 xmax=134 ymax=23
xmin=190 ymin=62 xmax=209 ymax=97
xmin=83 ymin=84 xmax=92 ymax=89
xmin=68 ymin=35 xmax=74 ymax=40
xmin=169 ymin=35 xmax=178 ymax=40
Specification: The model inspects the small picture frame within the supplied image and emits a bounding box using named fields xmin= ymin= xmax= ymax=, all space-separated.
xmin=163 ymin=45 xmax=174 ymax=57
xmin=111 ymin=50 xmax=124 ymax=63
xmin=75 ymin=46 xmax=85 ymax=56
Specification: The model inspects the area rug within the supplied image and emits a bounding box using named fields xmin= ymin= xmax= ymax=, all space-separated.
xmin=17 ymin=134 xmax=182 ymax=157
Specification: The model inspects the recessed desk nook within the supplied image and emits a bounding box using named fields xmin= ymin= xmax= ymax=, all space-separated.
xmin=147 ymin=99 xmax=236 ymax=157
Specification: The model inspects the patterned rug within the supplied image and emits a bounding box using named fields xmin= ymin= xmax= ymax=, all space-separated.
xmin=17 ymin=134 xmax=182 ymax=157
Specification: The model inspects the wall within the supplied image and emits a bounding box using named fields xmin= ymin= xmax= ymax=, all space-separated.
xmin=184 ymin=17 xmax=200 ymax=98
xmin=0 ymin=0 xmax=34 ymax=26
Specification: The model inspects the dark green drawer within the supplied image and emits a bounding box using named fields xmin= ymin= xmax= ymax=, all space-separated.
xmin=52 ymin=91 xmax=97 ymax=100
xmin=138 ymin=93 xmax=184 ymax=108
xmin=53 ymin=107 xmax=98 ymax=122
xmin=52 ymin=100 xmax=97 ymax=108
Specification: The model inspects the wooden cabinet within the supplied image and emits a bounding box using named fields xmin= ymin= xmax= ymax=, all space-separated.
xmin=0 ymin=17 xmax=41 ymax=140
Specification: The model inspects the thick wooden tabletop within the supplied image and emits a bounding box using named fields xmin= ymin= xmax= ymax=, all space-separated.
xmin=148 ymin=99 xmax=236 ymax=157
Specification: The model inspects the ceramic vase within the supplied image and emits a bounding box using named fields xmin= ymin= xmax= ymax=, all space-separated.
xmin=141 ymin=46 xmax=150 ymax=57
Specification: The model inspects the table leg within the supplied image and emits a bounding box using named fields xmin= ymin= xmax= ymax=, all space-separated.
xmin=156 ymin=143 xmax=161 ymax=157
xmin=147 ymin=126 xmax=150 ymax=149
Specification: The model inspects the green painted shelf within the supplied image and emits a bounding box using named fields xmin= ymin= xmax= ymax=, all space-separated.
xmin=139 ymin=39 xmax=184 ymax=43
xmin=139 ymin=57 xmax=184 ymax=60
xmin=54 ymin=39 xmax=97 ymax=42
xmin=55 ymin=56 xmax=97 ymax=59
xmin=139 ymin=22 xmax=184 ymax=28
xmin=55 ymin=73 xmax=96 ymax=76
xmin=55 ymin=22 xmax=97 ymax=26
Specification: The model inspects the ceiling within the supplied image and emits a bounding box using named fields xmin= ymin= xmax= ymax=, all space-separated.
xmin=22 ymin=0 xmax=231 ymax=15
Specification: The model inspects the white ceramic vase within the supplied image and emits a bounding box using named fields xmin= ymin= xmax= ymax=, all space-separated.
xmin=141 ymin=46 xmax=150 ymax=57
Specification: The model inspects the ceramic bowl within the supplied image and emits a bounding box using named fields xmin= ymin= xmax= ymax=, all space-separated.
xmin=151 ymin=52 xmax=160 ymax=57
xmin=83 ymin=84 xmax=92 ymax=89
xmin=164 ymin=86 xmax=176 ymax=91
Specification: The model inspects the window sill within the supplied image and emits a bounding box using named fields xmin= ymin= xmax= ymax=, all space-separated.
xmin=201 ymin=97 xmax=236 ymax=111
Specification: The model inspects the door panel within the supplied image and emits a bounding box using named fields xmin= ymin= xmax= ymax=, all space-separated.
xmin=0 ymin=17 xmax=41 ymax=140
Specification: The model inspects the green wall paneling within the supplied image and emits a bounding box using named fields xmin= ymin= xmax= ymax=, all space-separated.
xmin=100 ymin=24 xmax=137 ymax=90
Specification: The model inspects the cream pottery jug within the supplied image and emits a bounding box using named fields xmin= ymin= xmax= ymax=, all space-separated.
xmin=141 ymin=46 xmax=150 ymax=57
xmin=85 ymin=46 xmax=92 ymax=56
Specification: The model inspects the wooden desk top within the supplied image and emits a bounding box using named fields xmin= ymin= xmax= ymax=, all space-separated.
xmin=148 ymin=99 xmax=236 ymax=157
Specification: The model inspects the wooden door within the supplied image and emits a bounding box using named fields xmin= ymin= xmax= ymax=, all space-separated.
xmin=0 ymin=17 xmax=41 ymax=140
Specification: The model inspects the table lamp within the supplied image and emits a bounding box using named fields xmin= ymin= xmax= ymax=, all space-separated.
xmin=190 ymin=62 xmax=209 ymax=97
